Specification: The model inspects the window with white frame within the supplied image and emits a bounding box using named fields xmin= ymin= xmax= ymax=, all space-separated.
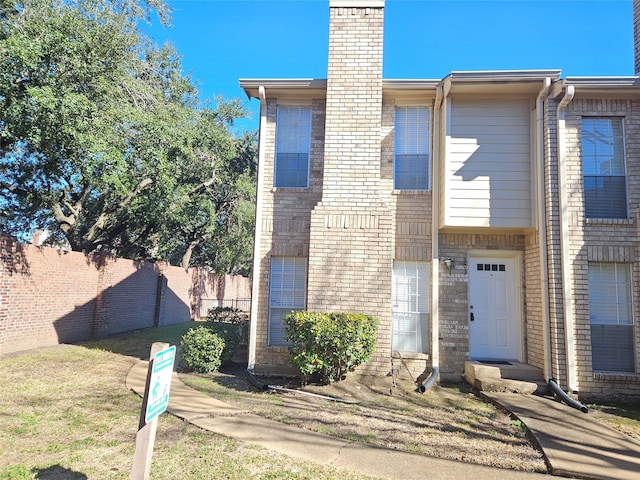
xmin=394 ymin=106 xmax=430 ymax=190
xmin=269 ymin=257 xmax=307 ymax=346
xmin=275 ymin=105 xmax=311 ymax=188
xmin=392 ymin=261 xmax=430 ymax=353
xmin=588 ymin=262 xmax=636 ymax=373
xmin=581 ymin=117 xmax=627 ymax=219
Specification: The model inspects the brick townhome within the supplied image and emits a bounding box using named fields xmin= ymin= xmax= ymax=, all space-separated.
xmin=240 ymin=0 xmax=640 ymax=396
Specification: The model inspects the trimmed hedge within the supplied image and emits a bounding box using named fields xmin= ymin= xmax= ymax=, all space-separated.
xmin=285 ymin=311 xmax=378 ymax=384
xmin=181 ymin=326 xmax=225 ymax=373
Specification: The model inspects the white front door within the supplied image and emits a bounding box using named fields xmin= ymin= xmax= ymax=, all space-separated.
xmin=468 ymin=254 xmax=519 ymax=361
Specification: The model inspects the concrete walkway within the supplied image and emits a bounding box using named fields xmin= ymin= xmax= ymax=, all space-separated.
xmin=484 ymin=392 xmax=640 ymax=480
xmin=126 ymin=361 xmax=640 ymax=480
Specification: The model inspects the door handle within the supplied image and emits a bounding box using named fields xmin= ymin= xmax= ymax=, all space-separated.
xmin=470 ymin=312 xmax=475 ymax=322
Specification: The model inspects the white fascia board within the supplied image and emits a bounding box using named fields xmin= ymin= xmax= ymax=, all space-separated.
xmin=447 ymin=70 xmax=563 ymax=82
xmin=555 ymin=76 xmax=640 ymax=98
xmin=565 ymin=75 xmax=640 ymax=86
xmin=382 ymin=79 xmax=439 ymax=100
xmin=443 ymin=70 xmax=562 ymax=96
xmin=240 ymin=78 xmax=443 ymax=100
xmin=383 ymin=79 xmax=440 ymax=89
xmin=239 ymin=79 xmax=328 ymax=100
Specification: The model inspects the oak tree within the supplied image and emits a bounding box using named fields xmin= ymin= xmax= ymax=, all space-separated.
xmin=0 ymin=0 xmax=256 ymax=272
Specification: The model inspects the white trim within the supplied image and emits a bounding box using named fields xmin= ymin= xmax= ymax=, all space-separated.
xmin=535 ymin=78 xmax=553 ymax=382
xmin=431 ymin=85 xmax=444 ymax=369
xmin=248 ymin=86 xmax=267 ymax=371
xmin=557 ymin=85 xmax=577 ymax=392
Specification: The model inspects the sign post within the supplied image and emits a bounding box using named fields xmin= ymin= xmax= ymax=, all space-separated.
xmin=130 ymin=342 xmax=176 ymax=480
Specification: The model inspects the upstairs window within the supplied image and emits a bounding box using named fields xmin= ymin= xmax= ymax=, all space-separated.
xmin=275 ymin=105 xmax=311 ymax=188
xmin=582 ymin=117 xmax=627 ymax=219
xmin=394 ymin=106 xmax=430 ymax=190
xmin=588 ymin=262 xmax=635 ymax=373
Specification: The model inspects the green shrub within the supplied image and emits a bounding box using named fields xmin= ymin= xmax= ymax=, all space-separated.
xmin=206 ymin=306 xmax=246 ymax=323
xmin=206 ymin=306 xmax=249 ymax=346
xmin=285 ymin=311 xmax=378 ymax=384
xmin=181 ymin=327 xmax=225 ymax=373
xmin=205 ymin=321 xmax=240 ymax=365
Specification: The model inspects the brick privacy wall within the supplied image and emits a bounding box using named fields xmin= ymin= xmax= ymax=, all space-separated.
xmin=558 ymin=99 xmax=640 ymax=395
xmin=0 ymin=235 xmax=251 ymax=356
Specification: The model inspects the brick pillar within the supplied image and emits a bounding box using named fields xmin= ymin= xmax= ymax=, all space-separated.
xmin=635 ymin=0 xmax=640 ymax=75
xmin=307 ymin=0 xmax=392 ymax=375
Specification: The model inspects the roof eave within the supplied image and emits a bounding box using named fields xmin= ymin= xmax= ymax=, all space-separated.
xmin=555 ymin=76 xmax=640 ymax=98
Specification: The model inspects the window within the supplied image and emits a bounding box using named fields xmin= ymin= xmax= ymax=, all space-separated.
xmin=588 ymin=262 xmax=635 ymax=373
xmin=394 ymin=106 xmax=430 ymax=190
xmin=392 ymin=261 xmax=430 ymax=353
xmin=582 ymin=117 xmax=627 ymax=219
xmin=269 ymin=257 xmax=307 ymax=346
xmin=275 ymin=105 xmax=311 ymax=188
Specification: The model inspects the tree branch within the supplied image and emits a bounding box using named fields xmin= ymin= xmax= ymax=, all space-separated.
xmin=84 ymin=177 xmax=153 ymax=244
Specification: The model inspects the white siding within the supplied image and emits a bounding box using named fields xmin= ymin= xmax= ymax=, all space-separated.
xmin=444 ymin=98 xmax=532 ymax=229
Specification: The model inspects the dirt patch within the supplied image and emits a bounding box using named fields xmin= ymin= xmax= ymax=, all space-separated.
xmin=179 ymin=361 xmax=548 ymax=473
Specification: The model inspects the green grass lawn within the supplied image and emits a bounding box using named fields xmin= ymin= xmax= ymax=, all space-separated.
xmin=0 ymin=323 xmax=378 ymax=480
xmin=3 ymin=323 xmax=639 ymax=479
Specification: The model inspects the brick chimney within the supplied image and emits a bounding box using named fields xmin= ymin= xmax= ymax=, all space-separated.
xmin=306 ymin=0 xmax=392 ymax=374
xmin=635 ymin=0 xmax=640 ymax=74
xmin=321 ymin=0 xmax=385 ymax=205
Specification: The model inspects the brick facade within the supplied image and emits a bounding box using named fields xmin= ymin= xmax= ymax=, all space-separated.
xmin=307 ymin=3 xmax=392 ymax=376
xmin=243 ymin=0 xmax=640 ymax=396
xmin=554 ymin=99 xmax=640 ymax=395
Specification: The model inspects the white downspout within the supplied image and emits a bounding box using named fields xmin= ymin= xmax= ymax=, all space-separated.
xmin=556 ymin=84 xmax=576 ymax=392
xmin=247 ymin=85 xmax=267 ymax=371
xmin=431 ymin=85 xmax=444 ymax=375
xmin=535 ymin=78 xmax=552 ymax=381
xmin=418 ymin=85 xmax=445 ymax=392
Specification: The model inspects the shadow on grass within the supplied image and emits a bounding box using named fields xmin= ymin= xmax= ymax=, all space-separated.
xmin=589 ymin=400 xmax=640 ymax=423
xmin=35 ymin=465 xmax=88 ymax=479
xmin=78 ymin=321 xmax=201 ymax=360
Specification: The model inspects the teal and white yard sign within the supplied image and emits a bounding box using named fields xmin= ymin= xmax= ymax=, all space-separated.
xmin=144 ymin=345 xmax=176 ymax=424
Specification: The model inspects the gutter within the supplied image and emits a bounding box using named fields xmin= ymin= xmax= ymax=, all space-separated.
xmin=535 ymin=78 xmax=552 ymax=382
xmin=556 ymin=84 xmax=577 ymax=392
xmin=247 ymin=85 xmax=267 ymax=371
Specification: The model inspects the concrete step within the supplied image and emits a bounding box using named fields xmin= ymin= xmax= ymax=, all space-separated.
xmin=464 ymin=361 xmax=548 ymax=394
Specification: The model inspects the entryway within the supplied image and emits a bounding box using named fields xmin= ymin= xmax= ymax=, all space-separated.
xmin=468 ymin=252 xmax=522 ymax=361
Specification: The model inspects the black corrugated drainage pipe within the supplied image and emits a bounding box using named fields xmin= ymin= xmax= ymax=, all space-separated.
xmin=549 ymin=378 xmax=588 ymax=413
xmin=245 ymin=369 xmax=359 ymax=404
xmin=416 ymin=366 xmax=440 ymax=394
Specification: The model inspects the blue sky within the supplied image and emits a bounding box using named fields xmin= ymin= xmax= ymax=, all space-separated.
xmin=145 ymin=0 xmax=634 ymax=131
